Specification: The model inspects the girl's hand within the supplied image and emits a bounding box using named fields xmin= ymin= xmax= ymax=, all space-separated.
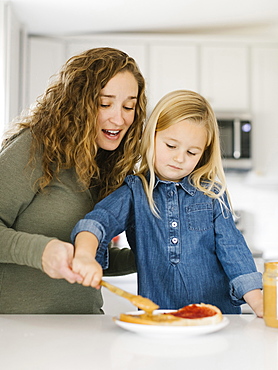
xmin=72 ymin=255 xmax=103 ymax=288
xmin=243 ymin=289 xmax=263 ymax=318
xmin=42 ymin=239 xmax=83 ymax=284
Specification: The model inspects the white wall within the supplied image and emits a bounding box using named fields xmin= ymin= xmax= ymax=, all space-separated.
xmin=0 ymin=2 xmax=5 ymax=138
xmin=0 ymin=1 xmax=26 ymax=140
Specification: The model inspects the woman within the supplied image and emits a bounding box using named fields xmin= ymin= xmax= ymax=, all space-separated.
xmin=0 ymin=47 xmax=147 ymax=313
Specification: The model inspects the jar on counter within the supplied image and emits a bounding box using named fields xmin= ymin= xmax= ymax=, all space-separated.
xmin=263 ymin=262 xmax=278 ymax=328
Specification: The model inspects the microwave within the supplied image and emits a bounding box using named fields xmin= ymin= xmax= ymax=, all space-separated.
xmin=216 ymin=113 xmax=252 ymax=171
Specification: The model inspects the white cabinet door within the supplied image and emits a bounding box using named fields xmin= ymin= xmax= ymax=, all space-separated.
xmin=251 ymin=46 xmax=278 ymax=176
xmin=28 ymin=38 xmax=66 ymax=108
xmin=148 ymin=44 xmax=199 ymax=111
xmin=200 ymin=45 xmax=249 ymax=112
xmin=67 ymin=40 xmax=147 ymax=80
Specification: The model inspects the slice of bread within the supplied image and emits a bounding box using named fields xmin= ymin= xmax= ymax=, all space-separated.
xmin=119 ymin=303 xmax=223 ymax=326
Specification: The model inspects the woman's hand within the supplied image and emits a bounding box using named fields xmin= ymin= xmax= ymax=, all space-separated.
xmin=42 ymin=239 xmax=83 ymax=284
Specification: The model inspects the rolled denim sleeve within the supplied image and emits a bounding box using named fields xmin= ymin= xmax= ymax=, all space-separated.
xmin=229 ymin=272 xmax=263 ymax=305
xmin=71 ymin=219 xmax=109 ymax=268
xmin=71 ymin=219 xmax=104 ymax=243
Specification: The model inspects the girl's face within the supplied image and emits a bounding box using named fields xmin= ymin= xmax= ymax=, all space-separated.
xmin=154 ymin=119 xmax=207 ymax=182
xmin=96 ymin=71 xmax=138 ymax=151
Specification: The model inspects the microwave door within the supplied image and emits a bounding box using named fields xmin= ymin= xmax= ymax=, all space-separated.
xmin=217 ymin=116 xmax=252 ymax=170
xmin=218 ymin=119 xmax=234 ymax=158
xmin=233 ymin=118 xmax=241 ymax=159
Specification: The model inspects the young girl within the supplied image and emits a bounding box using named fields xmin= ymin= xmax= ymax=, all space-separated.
xmin=71 ymin=90 xmax=263 ymax=316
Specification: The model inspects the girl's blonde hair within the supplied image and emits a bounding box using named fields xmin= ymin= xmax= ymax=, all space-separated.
xmin=2 ymin=47 xmax=147 ymax=200
xmin=137 ymin=90 xmax=228 ymax=215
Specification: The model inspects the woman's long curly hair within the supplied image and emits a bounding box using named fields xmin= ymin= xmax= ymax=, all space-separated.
xmin=3 ymin=47 xmax=147 ymax=200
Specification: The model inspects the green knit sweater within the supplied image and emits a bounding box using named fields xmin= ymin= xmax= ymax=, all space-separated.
xmin=0 ymin=129 xmax=135 ymax=313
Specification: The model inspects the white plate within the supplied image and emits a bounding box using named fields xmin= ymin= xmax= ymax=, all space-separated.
xmin=113 ymin=310 xmax=230 ymax=338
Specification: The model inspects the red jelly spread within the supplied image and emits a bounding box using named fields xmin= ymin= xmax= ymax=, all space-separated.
xmin=168 ymin=304 xmax=216 ymax=319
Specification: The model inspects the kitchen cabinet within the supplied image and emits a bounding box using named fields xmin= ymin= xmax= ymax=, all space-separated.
xmin=66 ymin=39 xmax=148 ymax=80
xmin=27 ymin=38 xmax=66 ymax=107
xmin=26 ymin=35 xmax=278 ymax=178
xmin=200 ymin=45 xmax=250 ymax=112
xmin=28 ymin=36 xmax=252 ymax=114
xmin=148 ymin=43 xmax=199 ymax=110
xmin=250 ymin=45 xmax=278 ymax=176
xmin=147 ymin=41 xmax=250 ymax=112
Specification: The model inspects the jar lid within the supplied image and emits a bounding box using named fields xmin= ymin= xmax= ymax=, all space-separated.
xmin=264 ymin=262 xmax=278 ymax=271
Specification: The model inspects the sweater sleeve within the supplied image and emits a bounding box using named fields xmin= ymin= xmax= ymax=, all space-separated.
xmin=0 ymin=131 xmax=54 ymax=270
xmin=104 ymin=246 xmax=137 ymax=276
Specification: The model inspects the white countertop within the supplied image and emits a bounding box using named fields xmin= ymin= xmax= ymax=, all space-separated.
xmin=0 ymin=314 xmax=277 ymax=370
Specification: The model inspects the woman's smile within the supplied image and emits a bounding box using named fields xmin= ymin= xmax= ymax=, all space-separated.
xmin=102 ymin=129 xmax=121 ymax=139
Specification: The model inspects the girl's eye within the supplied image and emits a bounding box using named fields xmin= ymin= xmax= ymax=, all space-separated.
xmin=166 ymin=143 xmax=175 ymax=149
xmin=188 ymin=151 xmax=197 ymax=156
xmin=100 ymin=104 xmax=109 ymax=108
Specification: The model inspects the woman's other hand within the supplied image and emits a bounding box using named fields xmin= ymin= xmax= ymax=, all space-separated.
xmin=42 ymin=239 xmax=83 ymax=284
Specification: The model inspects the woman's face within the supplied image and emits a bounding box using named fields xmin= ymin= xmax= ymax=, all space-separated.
xmin=96 ymin=71 xmax=138 ymax=151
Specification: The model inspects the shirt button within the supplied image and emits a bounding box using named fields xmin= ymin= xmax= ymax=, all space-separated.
xmin=171 ymin=237 xmax=178 ymax=244
xmin=171 ymin=221 xmax=178 ymax=228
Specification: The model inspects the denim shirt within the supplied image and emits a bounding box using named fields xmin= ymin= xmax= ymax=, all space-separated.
xmin=71 ymin=175 xmax=262 ymax=314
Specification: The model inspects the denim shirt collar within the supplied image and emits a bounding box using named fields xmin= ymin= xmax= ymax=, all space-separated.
xmin=153 ymin=174 xmax=197 ymax=196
